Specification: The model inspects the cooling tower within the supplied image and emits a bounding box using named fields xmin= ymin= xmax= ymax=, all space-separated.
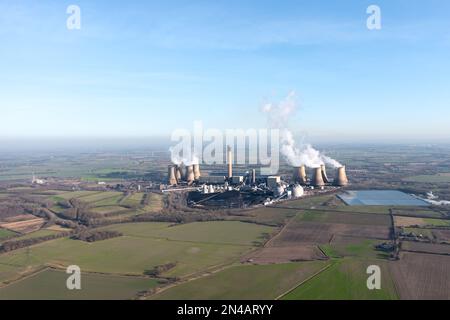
xmin=168 ymin=165 xmax=178 ymax=186
xmin=334 ymin=166 xmax=349 ymax=187
xmin=227 ymin=146 xmax=233 ymax=178
xmin=193 ymin=164 xmax=201 ymax=180
xmin=185 ymin=165 xmax=195 ymax=184
xmin=293 ymin=166 xmax=308 ymax=184
xmin=311 ymin=167 xmax=325 ymax=187
xmin=175 ymin=165 xmax=182 ymax=182
xmin=321 ymin=164 xmax=330 ymax=184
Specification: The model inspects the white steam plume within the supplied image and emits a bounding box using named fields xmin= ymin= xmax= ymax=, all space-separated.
xmin=169 ymin=147 xmax=199 ymax=166
xmin=263 ymin=91 xmax=342 ymax=168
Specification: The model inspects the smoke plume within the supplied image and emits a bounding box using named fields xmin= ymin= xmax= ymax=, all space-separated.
xmin=263 ymin=91 xmax=342 ymax=168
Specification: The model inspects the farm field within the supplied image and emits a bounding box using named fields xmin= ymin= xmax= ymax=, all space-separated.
xmin=401 ymin=242 xmax=450 ymax=255
xmin=323 ymin=237 xmax=389 ymax=259
xmin=0 ymin=269 xmax=159 ymax=300
xmin=389 ymin=252 xmax=450 ymax=299
xmin=0 ymin=228 xmax=16 ymax=241
xmin=283 ymin=259 xmax=398 ymax=300
xmin=0 ymin=221 xmax=272 ymax=279
xmin=102 ymin=221 xmax=275 ymax=246
xmin=403 ymin=174 xmax=450 ymax=183
xmin=152 ymin=261 xmax=328 ymax=300
xmin=395 ymin=216 xmax=450 ymax=228
xmin=226 ymin=207 xmax=298 ymax=226
xmin=53 ymin=191 xmax=101 ymax=201
xmin=76 ymin=191 xmax=123 ymax=204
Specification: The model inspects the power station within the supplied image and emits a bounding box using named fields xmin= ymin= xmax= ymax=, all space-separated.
xmin=165 ymin=146 xmax=349 ymax=209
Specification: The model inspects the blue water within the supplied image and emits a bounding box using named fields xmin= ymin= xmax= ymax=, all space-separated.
xmin=338 ymin=190 xmax=429 ymax=206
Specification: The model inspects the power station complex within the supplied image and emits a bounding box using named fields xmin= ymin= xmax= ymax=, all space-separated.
xmin=166 ymin=146 xmax=348 ymax=208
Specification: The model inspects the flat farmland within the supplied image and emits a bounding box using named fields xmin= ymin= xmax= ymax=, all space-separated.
xmin=152 ymin=261 xmax=328 ymax=300
xmin=226 ymin=207 xmax=298 ymax=226
xmin=0 ymin=221 xmax=273 ymax=279
xmin=89 ymin=205 xmax=129 ymax=215
xmin=0 ymin=228 xmax=17 ymax=240
xmin=431 ymin=229 xmax=450 ymax=242
xmin=242 ymin=246 xmax=327 ymax=264
xmin=389 ymin=252 xmax=450 ymax=299
xmin=121 ymin=193 xmax=145 ymax=207
xmin=395 ymin=216 xmax=450 ymax=228
xmin=54 ymin=191 xmax=101 ymax=200
xmin=78 ymin=191 xmax=124 ymax=204
xmin=271 ymin=221 xmax=390 ymax=247
xmin=283 ymin=259 xmax=398 ymax=300
xmin=0 ymin=217 xmax=45 ymax=234
xmin=0 ymin=269 xmax=159 ymax=300
xmin=103 ymin=221 xmax=275 ymax=246
xmin=295 ymin=210 xmax=391 ymax=226
xmin=401 ymin=242 xmax=450 ymax=255
xmin=323 ymin=236 xmax=389 ymax=259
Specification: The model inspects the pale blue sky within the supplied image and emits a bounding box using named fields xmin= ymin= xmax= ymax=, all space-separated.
xmin=1 ymin=0 xmax=450 ymax=142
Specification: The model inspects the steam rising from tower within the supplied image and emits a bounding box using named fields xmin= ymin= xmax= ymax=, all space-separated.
xmin=262 ymin=91 xmax=342 ymax=169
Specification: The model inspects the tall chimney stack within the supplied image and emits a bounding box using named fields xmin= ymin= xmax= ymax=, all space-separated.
xmin=293 ymin=166 xmax=308 ymax=184
xmin=168 ymin=165 xmax=178 ymax=186
xmin=227 ymin=146 xmax=233 ymax=178
xmin=251 ymin=169 xmax=256 ymax=185
xmin=334 ymin=166 xmax=349 ymax=187
xmin=312 ymin=167 xmax=325 ymax=187
xmin=185 ymin=165 xmax=195 ymax=184
xmin=321 ymin=164 xmax=330 ymax=184
xmin=193 ymin=164 xmax=201 ymax=180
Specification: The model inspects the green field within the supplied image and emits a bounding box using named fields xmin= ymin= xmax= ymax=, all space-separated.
xmin=423 ymin=218 xmax=450 ymax=227
xmin=321 ymin=239 xmax=388 ymax=260
xmin=0 ymin=221 xmax=273 ymax=279
xmin=54 ymin=191 xmax=101 ymax=200
xmin=0 ymin=269 xmax=159 ymax=300
xmin=283 ymin=259 xmax=398 ymax=300
xmin=77 ymin=191 xmax=123 ymax=204
xmin=89 ymin=206 xmax=129 ymax=215
xmin=121 ymin=193 xmax=145 ymax=207
xmin=2 ymin=229 xmax=61 ymax=243
xmin=0 ymin=228 xmax=17 ymax=241
xmin=152 ymin=261 xmax=328 ymax=300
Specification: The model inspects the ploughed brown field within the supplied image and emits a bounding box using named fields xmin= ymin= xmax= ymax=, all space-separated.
xmin=389 ymin=252 xmax=450 ymax=300
xmin=402 ymin=242 xmax=450 ymax=255
xmin=432 ymin=229 xmax=450 ymax=243
xmin=0 ymin=217 xmax=45 ymax=234
xmin=271 ymin=221 xmax=391 ymax=246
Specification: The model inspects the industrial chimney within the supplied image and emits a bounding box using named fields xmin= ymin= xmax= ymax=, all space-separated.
xmin=227 ymin=146 xmax=233 ymax=178
xmin=251 ymin=169 xmax=256 ymax=185
xmin=293 ymin=166 xmax=308 ymax=184
xmin=168 ymin=165 xmax=178 ymax=186
xmin=321 ymin=164 xmax=330 ymax=184
xmin=193 ymin=164 xmax=201 ymax=180
xmin=334 ymin=166 xmax=349 ymax=187
xmin=311 ymin=167 xmax=325 ymax=187
xmin=185 ymin=165 xmax=195 ymax=184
